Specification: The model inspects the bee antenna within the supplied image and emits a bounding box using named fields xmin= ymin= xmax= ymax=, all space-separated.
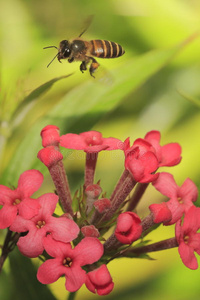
xmin=46 ymin=53 xmax=60 ymax=68
xmin=43 ymin=46 xmax=60 ymax=68
xmin=43 ymin=46 xmax=58 ymax=50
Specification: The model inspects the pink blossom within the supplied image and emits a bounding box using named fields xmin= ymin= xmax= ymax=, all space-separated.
xmin=40 ymin=125 xmax=60 ymax=147
xmin=10 ymin=193 xmax=79 ymax=257
xmin=37 ymin=235 xmax=104 ymax=292
xmin=124 ymin=138 xmax=159 ymax=183
xmin=0 ymin=170 xmax=43 ymax=229
xmin=60 ymin=131 xmax=123 ymax=153
xmin=153 ymin=172 xmax=198 ymax=225
xmin=85 ymin=264 xmax=114 ymax=295
xmin=115 ymin=212 xmax=142 ymax=244
xmin=144 ymin=130 xmax=182 ymax=167
xmin=175 ymin=206 xmax=200 ymax=270
xmin=149 ymin=202 xmax=172 ymax=223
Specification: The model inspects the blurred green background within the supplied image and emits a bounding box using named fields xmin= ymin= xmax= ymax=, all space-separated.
xmin=1 ymin=0 xmax=200 ymax=299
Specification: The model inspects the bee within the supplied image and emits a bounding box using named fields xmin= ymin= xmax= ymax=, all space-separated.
xmin=44 ymin=29 xmax=125 ymax=77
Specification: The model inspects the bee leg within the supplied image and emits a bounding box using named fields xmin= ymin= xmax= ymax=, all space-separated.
xmin=89 ymin=58 xmax=100 ymax=78
xmin=80 ymin=61 xmax=87 ymax=73
xmin=68 ymin=57 xmax=74 ymax=63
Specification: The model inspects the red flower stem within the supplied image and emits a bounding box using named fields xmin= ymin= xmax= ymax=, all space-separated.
xmin=123 ymin=238 xmax=178 ymax=256
xmin=49 ymin=160 xmax=73 ymax=216
xmin=110 ymin=169 xmax=130 ymax=203
xmin=141 ymin=213 xmax=155 ymax=232
xmin=84 ymin=152 xmax=98 ymax=187
xmin=104 ymin=233 xmax=122 ymax=252
xmin=98 ymin=173 xmax=137 ymax=224
xmin=93 ymin=170 xmax=129 ymax=225
xmin=127 ymin=183 xmax=149 ymax=211
xmin=90 ymin=210 xmax=102 ymax=225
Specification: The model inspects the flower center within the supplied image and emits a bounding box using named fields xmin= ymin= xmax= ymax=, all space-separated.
xmin=184 ymin=235 xmax=189 ymax=244
xmin=36 ymin=220 xmax=46 ymax=228
xmin=13 ymin=199 xmax=21 ymax=205
xmin=177 ymin=197 xmax=183 ymax=204
xmin=63 ymin=257 xmax=72 ymax=268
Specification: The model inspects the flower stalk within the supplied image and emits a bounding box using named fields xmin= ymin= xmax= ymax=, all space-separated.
xmin=127 ymin=182 xmax=149 ymax=211
xmin=84 ymin=152 xmax=98 ymax=187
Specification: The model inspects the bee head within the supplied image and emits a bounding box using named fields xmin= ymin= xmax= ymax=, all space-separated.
xmin=58 ymin=40 xmax=72 ymax=61
xmin=43 ymin=40 xmax=72 ymax=67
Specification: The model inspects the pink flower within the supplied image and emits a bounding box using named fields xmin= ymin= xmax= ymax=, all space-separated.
xmin=37 ymin=235 xmax=104 ymax=292
xmin=0 ymin=170 xmax=43 ymax=229
xmin=124 ymin=138 xmax=159 ymax=183
xmin=60 ymin=131 xmax=122 ymax=153
xmin=153 ymin=172 xmax=198 ymax=225
xmin=85 ymin=264 xmax=114 ymax=295
xmin=175 ymin=206 xmax=200 ymax=270
xmin=115 ymin=212 xmax=142 ymax=244
xmin=149 ymin=202 xmax=172 ymax=223
xmin=144 ymin=130 xmax=182 ymax=167
xmin=10 ymin=193 xmax=79 ymax=257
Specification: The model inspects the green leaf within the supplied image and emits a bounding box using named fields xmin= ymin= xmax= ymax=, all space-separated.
xmin=1 ymin=34 xmax=197 ymax=185
xmin=8 ymin=249 xmax=57 ymax=300
xmin=11 ymin=74 xmax=73 ymax=125
xmin=178 ymin=89 xmax=200 ymax=107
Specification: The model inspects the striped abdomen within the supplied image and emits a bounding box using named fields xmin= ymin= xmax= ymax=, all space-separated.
xmin=90 ymin=40 xmax=125 ymax=58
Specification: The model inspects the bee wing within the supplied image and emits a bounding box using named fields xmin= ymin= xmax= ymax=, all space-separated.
xmin=79 ymin=15 xmax=94 ymax=37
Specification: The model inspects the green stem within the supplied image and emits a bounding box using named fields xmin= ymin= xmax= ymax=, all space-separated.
xmin=67 ymin=291 xmax=77 ymax=300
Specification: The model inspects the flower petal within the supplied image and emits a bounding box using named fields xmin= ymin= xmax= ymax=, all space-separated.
xmin=65 ymin=266 xmax=86 ymax=292
xmin=153 ymin=172 xmax=177 ymax=197
xmin=179 ymin=178 xmax=198 ymax=203
xmin=18 ymin=198 xmax=40 ymax=219
xmin=144 ymin=130 xmax=161 ymax=142
xmin=160 ymin=143 xmax=182 ymax=166
xmin=178 ymin=242 xmax=198 ymax=270
xmin=17 ymin=229 xmax=44 ymax=258
xmin=17 ymin=170 xmax=44 ymax=198
xmin=48 ymin=217 xmax=80 ymax=243
xmin=74 ymin=237 xmax=103 ymax=266
xmin=60 ymin=133 xmax=87 ymax=150
xmin=10 ymin=215 xmax=33 ymax=232
xmin=0 ymin=186 xmax=17 ymax=205
xmin=38 ymin=193 xmax=58 ymax=216
xmin=0 ymin=205 xmax=17 ymax=229
xmin=37 ymin=258 xmax=65 ymax=284
xmin=43 ymin=235 xmax=72 ymax=257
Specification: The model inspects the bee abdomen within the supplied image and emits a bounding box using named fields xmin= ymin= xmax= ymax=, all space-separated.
xmin=90 ymin=40 xmax=125 ymax=58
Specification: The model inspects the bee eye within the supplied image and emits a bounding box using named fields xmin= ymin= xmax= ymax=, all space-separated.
xmin=63 ymin=48 xmax=71 ymax=57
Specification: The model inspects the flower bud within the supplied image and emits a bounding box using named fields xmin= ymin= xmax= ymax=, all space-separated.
xmin=115 ymin=211 xmax=142 ymax=244
xmin=37 ymin=146 xmax=63 ymax=168
xmin=81 ymin=225 xmax=100 ymax=237
xmin=41 ymin=125 xmax=60 ymax=147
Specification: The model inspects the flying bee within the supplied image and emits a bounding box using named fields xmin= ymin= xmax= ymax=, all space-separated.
xmin=44 ymin=29 xmax=125 ymax=77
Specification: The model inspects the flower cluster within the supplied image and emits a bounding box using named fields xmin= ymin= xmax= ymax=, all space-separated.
xmin=0 ymin=125 xmax=199 ymax=298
